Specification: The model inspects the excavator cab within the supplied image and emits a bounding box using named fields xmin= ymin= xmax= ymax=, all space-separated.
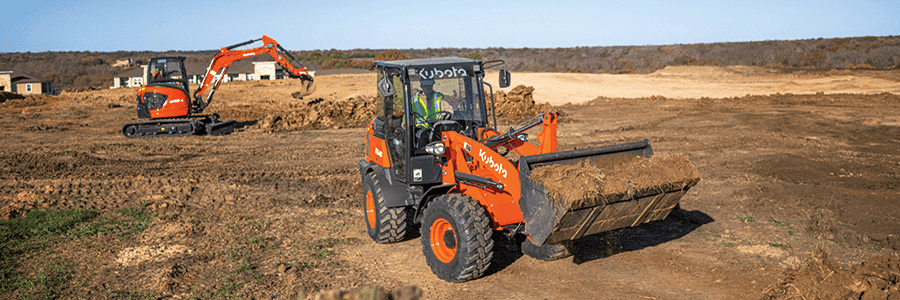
xmin=147 ymin=57 xmax=188 ymax=89
xmin=134 ymin=57 xmax=191 ymax=120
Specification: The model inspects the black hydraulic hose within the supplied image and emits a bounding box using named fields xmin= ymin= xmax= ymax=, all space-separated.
xmin=225 ymin=38 xmax=261 ymax=50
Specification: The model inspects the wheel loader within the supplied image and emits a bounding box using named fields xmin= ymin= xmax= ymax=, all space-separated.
xmin=359 ymin=57 xmax=701 ymax=282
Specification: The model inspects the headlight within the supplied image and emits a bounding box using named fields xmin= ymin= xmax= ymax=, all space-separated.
xmin=425 ymin=142 xmax=445 ymax=155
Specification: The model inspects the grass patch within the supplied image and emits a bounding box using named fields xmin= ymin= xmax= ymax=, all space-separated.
xmin=18 ymin=259 xmax=76 ymax=299
xmin=738 ymin=213 xmax=755 ymax=223
xmin=0 ymin=204 xmax=154 ymax=296
xmin=308 ymin=238 xmax=344 ymax=260
xmin=0 ymin=209 xmax=98 ymax=292
xmin=69 ymin=203 xmax=154 ymax=239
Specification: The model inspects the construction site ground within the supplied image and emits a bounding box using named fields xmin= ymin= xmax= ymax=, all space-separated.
xmin=1 ymin=66 xmax=899 ymax=299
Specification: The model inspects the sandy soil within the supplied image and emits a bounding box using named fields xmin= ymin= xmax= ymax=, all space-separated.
xmin=1 ymin=66 xmax=899 ymax=299
xmin=498 ymin=66 xmax=900 ymax=105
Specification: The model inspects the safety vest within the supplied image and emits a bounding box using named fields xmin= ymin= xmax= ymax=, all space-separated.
xmin=413 ymin=92 xmax=443 ymax=127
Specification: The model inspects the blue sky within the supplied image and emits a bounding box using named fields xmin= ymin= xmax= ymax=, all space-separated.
xmin=1 ymin=0 xmax=898 ymax=52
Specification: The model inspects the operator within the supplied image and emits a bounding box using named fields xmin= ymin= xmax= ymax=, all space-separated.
xmin=412 ymin=80 xmax=449 ymax=149
xmin=412 ymin=81 xmax=447 ymax=128
xmin=151 ymin=66 xmax=163 ymax=80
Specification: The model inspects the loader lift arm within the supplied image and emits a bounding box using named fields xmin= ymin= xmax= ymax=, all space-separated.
xmin=191 ymin=35 xmax=313 ymax=114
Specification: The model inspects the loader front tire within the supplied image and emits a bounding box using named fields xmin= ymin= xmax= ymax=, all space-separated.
xmin=420 ymin=194 xmax=493 ymax=282
xmin=363 ymin=172 xmax=407 ymax=244
xmin=521 ymin=239 xmax=573 ymax=261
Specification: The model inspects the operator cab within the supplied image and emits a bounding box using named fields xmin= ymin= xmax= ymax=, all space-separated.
xmin=372 ymin=57 xmax=510 ymax=185
xmin=146 ymin=57 xmax=189 ymax=95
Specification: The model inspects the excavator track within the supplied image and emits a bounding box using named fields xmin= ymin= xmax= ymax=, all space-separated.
xmin=121 ymin=115 xmax=234 ymax=138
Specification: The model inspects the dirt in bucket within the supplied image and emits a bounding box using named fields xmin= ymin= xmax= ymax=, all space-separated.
xmin=529 ymin=155 xmax=701 ymax=207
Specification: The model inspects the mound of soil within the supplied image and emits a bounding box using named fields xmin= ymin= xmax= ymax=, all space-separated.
xmin=530 ymin=155 xmax=701 ymax=207
xmin=0 ymin=91 xmax=25 ymax=103
xmin=762 ymin=250 xmax=900 ymax=299
xmin=311 ymin=285 xmax=422 ymax=300
xmin=255 ymin=95 xmax=377 ymax=132
xmin=0 ymin=94 xmax=56 ymax=108
xmin=490 ymin=85 xmax=557 ymax=122
xmin=62 ymin=87 xmax=101 ymax=93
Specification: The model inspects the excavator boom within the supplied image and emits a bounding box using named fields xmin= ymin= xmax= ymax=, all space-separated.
xmin=192 ymin=35 xmax=313 ymax=114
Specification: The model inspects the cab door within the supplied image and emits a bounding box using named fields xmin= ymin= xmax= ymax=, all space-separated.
xmin=379 ymin=71 xmax=409 ymax=183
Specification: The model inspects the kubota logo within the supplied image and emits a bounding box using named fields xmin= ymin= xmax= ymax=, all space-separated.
xmin=374 ymin=148 xmax=383 ymax=158
xmin=478 ymin=149 xmax=508 ymax=178
xmin=418 ymin=67 xmax=468 ymax=80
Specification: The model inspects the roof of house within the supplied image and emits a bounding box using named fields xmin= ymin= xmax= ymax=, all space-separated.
xmin=8 ymin=72 xmax=49 ymax=84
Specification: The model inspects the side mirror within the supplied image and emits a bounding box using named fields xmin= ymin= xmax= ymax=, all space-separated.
xmin=378 ymin=76 xmax=396 ymax=96
xmin=499 ymin=70 xmax=511 ymax=88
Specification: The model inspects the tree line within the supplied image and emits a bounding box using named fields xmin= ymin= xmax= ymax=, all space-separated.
xmin=1 ymin=36 xmax=897 ymax=90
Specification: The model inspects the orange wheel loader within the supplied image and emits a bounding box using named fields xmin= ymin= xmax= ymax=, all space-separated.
xmin=359 ymin=57 xmax=700 ymax=282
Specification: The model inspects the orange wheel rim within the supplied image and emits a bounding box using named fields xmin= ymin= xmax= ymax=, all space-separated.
xmin=365 ymin=191 xmax=376 ymax=228
xmin=430 ymin=218 xmax=457 ymax=263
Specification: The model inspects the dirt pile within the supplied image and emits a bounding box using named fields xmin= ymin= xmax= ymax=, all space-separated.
xmin=762 ymin=250 xmax=900 ymax=300
xmin=62 ymin=87 xmax=102 ymax=93
xmin=530 ymin=155 xmax=701 ymax=207
xmin=0 ymin=91 xmax=25 ymax=103
xmin=254 ymin=95 xmax=377 ymax=132
xmin=0 ymin=94 xmax=58 ymax=109
xmin=311 ymin=285 xmax=422 ymax=300
xmin=490 ymin=85 xmax=557 ymax=122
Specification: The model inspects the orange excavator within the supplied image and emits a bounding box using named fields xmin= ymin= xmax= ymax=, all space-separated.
xmin=122 ymin=35 xmax=313 ymax=138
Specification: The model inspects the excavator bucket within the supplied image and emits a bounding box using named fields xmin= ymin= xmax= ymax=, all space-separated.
xmin=291 ymin=78 xmax=316 ymax=99
xmin=517 ymin=140 xmax=701 ymax=246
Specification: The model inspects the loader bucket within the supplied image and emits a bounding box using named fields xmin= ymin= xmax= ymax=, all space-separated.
xmin=517 ymin=139 xmax=701 ymax=246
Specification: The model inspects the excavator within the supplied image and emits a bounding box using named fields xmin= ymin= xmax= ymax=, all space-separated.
xmin=359 ymin=57 xmax=701 ymax=282
xmin=122 ymin=35 xmax=313 ymax=138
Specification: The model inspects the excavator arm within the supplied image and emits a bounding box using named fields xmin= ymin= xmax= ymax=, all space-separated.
xmin=191 ymin=35 xmax=313 ymax=114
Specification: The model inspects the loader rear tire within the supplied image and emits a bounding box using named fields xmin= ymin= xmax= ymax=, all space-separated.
xmin=420 ymin=194 xmax=493 ymax=282
xmin=521 ymin=239 xmax=573 ymax=261
xmin=363 ymin=172 xmax=407 ymax=244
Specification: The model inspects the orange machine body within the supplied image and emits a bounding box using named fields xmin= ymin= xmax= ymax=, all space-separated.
xmin=363 ymin=112 xmax=560 ymax=229
xmin=135 ymin=85 xmax=191 ymax=119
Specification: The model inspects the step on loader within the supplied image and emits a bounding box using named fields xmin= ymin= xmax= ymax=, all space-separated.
xmin=359 ymin=57 xmax=701 ymax=282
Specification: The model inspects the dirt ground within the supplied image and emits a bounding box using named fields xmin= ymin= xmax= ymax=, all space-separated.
xmin=502 ymin=66 xmax=900 ymax=105
xmin=1 ymin=66 xmax=899 ymax=299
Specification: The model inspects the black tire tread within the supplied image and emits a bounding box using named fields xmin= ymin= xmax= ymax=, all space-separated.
xmin=421 ymin=194 xmax=494 ymax=282
xmin=366 ymin=172 xmax=407 ymax=244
